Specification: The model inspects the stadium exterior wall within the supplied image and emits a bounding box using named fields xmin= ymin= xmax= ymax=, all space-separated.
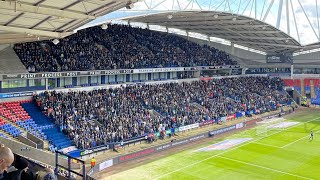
xmin=87 ymin=109 xmax=292 ymax=179
xmin=185 ymin=36 xmax=266 ymax=64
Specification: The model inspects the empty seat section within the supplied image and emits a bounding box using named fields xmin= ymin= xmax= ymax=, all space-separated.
xmin=21 ymin=102 xmax=74 ymax=150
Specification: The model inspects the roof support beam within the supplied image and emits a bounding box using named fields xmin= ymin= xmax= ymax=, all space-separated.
xmin=146 ymin=19 xmax=253 ymax=24
xmin=174 ymin=28 xmax=280 ymax=35
xmin=262 ymin=0 xmax=275 ymax=21
xmin=317 ymin=0 xmax=320 ymax=38
xmin=233 ymin=41 xmax=300 ymax=48
xmin=276 ymin=0 xmax=283 ymax=29
xmin=0 ymin=1 xmax=95 ymax=20
xmin=221 ymin=36 xmax=290 ymax=41
xmin=140 ymin=14 xmax=242 ymax=22
xmin=0 ymin=37 xmax=44 ymax=44
xmin=4 ymin=13 xmax=23 ymax=26
xmin=267 ymin=47 xmax=298 ymax=52
xmin=34 ymin=0 xmax=46 ymax=6
xmin=62 ymin=0 xmax=83 ymax=10
xmin=285 ymin=0 xmax=290 ymax=35
xmin=297 ymin=0 xmax=319 ymax=40
xmin=260 ymin=0 xmax=267 ymax=20
xmin=290 ymin=0 xmax=300 ymax=43
xmin=163 ymin=24 xmax=267 ymax=29
xmin=0 ymin=25 xmax=73 ymax=38
xmin=208 ymin=30 xmax=280 ymax=34
xmin=30 ymin=16 xmax=51 ymax=29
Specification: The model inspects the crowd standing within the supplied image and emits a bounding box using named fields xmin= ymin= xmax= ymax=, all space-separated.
xmin=14 ymin=24 xmax=237 ymax=73
xmin=34 ymin=77 xmax=290 ymax=149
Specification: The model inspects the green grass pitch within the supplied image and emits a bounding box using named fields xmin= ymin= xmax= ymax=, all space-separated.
xmin=106 ymin=111 xmax=320 ymax=180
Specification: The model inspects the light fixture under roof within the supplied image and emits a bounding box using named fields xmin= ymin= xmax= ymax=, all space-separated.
xmin=52 ymin=39 xmax=59 ymax=45
xmin=232 ymin=17 xmax=236 ymax=21
xmin=214 ymin=14 xmax=218 ymax=19
xmin=101 ymin=24 xmax=108 ymax=30
xmin=262 ymin=26 xmax=266 ymax=30
xmin=167 ymin=14 xmax=173 ymax=19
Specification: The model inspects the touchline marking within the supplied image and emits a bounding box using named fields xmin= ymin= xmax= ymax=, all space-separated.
xmin=217 ymin=156 xmax=314 ymax=180
xmin=252 ymin=142 xmax=282 ymax=148
xmin=154 ymin=116 xmax=320 ymax=179
xmin=281 ymin=129 xmax=320 ymax=148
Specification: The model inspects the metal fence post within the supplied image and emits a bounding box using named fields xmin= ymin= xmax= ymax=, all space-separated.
xmin=55 ymin=152 xmax=58 ymax=175
xmin=82 ymin=163 xmax=86 ymax=180
xmin=68 ymin=158 xmax=71 ymax=178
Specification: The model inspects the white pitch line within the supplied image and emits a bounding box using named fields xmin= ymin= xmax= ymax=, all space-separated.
xmin=281 ymin=129 xmax=320 ymax=148
xmin=217 ymin=156 xmax=314 ymax=180
xmin=154 ymin=117 xmax=320 ymax=180
xmin=252 ymin=142 xmax=282 ymax=148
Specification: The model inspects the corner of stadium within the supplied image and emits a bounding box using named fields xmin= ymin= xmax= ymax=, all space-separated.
xmin=0 ymin=0 xmax=319 ymax=179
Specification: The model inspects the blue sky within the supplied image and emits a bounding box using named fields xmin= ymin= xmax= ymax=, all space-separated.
xmin=80 ymin=0 xmax=320 ymax=46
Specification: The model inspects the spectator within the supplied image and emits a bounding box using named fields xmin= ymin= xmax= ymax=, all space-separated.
xmin=7 ymin=157 xmax=34 ymax=180
xmin=14 ymin=24 xmax=237 ymax=73
xmin=0 ymin=147 xmax=14 ymax=180
xmin=90 ymin=157 xmax=96 ymax=168
xmin=35 ymin=168 xmax=57 ymax=180
xmin=34 ymin=77 xmax=290 ymax=149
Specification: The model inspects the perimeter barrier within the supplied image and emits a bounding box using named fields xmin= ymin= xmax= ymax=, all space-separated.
xmin=86 ymin=108 xmax=293 ymax=179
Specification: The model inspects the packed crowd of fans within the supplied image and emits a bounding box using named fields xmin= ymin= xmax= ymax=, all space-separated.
xmin=34 ymin=77 xmax=290 ymax=149
xmin=14 ymin=24 xmax=237 ymax=73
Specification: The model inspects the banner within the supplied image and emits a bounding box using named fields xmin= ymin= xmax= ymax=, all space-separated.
xmin=199 ymin=120 xmax=214 ymax=127
xmin=133 ymin=67 xmax=184 ymax=73
xmin=221 ymin=116 xmax=227 ymax=122
xmin=80 ymin=144 xmax=110 ymax=156
xmin=1 ymin=66 xmax=244 ymax=80
xmin=227 ymin=114 xmax=236 ymax=121
xmin=245 ymin=119 xmax=257 ymax=126
xmin=60 ymin=146 xmax=77 ymax=154
xmin=0 ymin=92 xmax=33 ymax=99
xmin=266 ymin=54 xmax=292 ymax=63
xmin=178 ymin=123 xmax=199 ymax=132
xmin=231 ymin=68 xmax=242 ymax=75
xmin=208 ymin=125 xmax=236 ymax=137
xmin=119 ymin=148 xmax=156 ymax=162
xmin=99 ymin=159 xmax=113 ymax=171
xmin=236 ymin=122 xmax=244 ymax=129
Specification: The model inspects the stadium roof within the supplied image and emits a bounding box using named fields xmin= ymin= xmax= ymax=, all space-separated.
xmin=0 ymin=0 xmax=138 ymax=44
xmin=83 ymin=0 xmax=320 ymax=54
xmin=122 ymin=11 xmax=301 ymax=53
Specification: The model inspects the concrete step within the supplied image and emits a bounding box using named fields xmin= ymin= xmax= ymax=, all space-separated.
xmin=0 ymin=129 xmax=15 ymax=140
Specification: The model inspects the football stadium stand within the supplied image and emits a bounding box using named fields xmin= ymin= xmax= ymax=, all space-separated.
xmin=2 ymin=1 xmax=320 ymax=179
xmin=13 ymin=25 xmax=237 ymax=73
xmin=33 ymin=76 xmax=290 ymax=150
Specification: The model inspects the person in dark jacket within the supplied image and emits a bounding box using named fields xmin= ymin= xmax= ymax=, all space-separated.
xmin=7 ymin=157 xmax=34 ymax=180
